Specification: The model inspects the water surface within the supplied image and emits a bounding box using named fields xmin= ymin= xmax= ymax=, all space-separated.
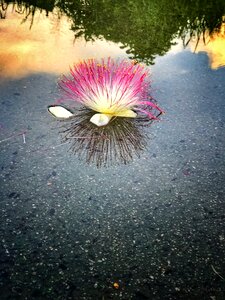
xmin=0 ymin=1 xmax=225 ymax=299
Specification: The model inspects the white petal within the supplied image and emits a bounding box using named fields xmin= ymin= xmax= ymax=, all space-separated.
xmin=114 ymin=109 xmax=137 ymax=118
xmin=48 ymin=105 xmax=74 ymax=119
xmin=90 ymin=113 xmax=112 ymax=126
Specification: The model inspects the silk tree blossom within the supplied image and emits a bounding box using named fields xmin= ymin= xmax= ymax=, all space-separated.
xmin=58 ymin=58 xmax=163 ymax=126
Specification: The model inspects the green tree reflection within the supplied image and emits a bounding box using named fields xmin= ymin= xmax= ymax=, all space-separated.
xmin=1 ymin=0 xmax=225 ymax=64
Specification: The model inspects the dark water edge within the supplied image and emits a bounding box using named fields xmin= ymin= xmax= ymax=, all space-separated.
xmin=0 ymin=48 xmax=225 ymax=299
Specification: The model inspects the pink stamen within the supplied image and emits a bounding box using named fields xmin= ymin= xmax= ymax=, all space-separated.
xmin=58 ymin=58 xmax=163 ymax=119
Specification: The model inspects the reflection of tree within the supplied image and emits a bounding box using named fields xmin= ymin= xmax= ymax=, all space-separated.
xmin=57 ymin=0 xmax=225 ymax=64
xmin=56 ymin=0 xmax=180 ymax=64
xmin=1 ymin=0 xmax=225 ymax=63
xmin=177 ymin=1 xmax=225 ymax=50
xmin=59 ymin=109 xmax=155 ymax=168
xmin=0 ymin=0 xmax=55 ymax=25
xmin=1 ymin=0 xmax=55 ymax=13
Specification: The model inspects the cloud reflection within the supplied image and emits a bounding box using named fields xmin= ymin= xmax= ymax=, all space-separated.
xmin=0 ymin=5 xmax=126 ymax=80
xmin=189 ymin=21 xmax=225 ymax=69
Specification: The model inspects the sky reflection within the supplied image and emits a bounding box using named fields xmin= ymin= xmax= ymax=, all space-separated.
xmin=0 ymin=4 xmax=224 ymax=81
xmin=167 ymin=22 xmax=225 ymax=70
xmin=0 ymin=5 xmax=126 ymax=79
xmin=190 ymin=23 xmax=225 ymax=69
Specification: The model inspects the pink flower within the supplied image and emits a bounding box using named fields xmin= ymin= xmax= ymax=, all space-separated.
xmin=58 ymin=58 xmax=163 ymax=126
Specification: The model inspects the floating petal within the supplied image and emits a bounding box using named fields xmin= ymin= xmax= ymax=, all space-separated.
xmin=90 ymin=113 xmax=113 ymax=126
xmin=48 ymin=105 xmax=74 ymax=119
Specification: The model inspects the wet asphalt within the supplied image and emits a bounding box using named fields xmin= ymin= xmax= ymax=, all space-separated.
xmin=0 ymin=50 xmax=225 ymax=299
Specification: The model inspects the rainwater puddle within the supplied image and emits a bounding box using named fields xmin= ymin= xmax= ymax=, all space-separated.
xmin=0 ymin=1 xmax=225 ymax=299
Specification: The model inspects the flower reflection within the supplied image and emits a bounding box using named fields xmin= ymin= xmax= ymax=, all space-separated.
xmin=58 ymin=108 xmax=160 ymax=167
